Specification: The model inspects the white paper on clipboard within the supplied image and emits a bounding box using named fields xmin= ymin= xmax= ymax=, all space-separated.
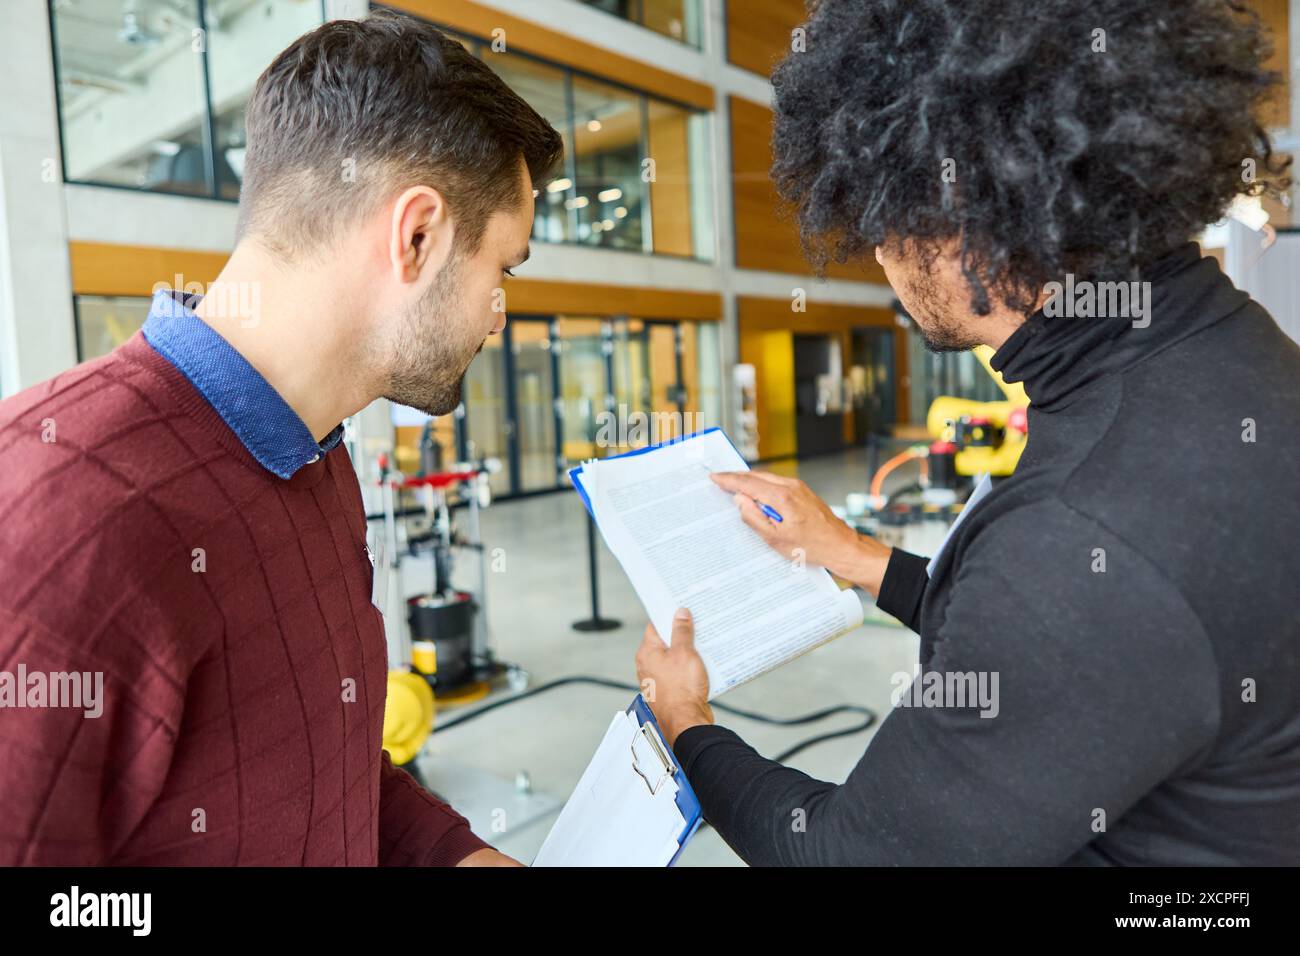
xmin=531 ymin=711 xmax=687 ymax=867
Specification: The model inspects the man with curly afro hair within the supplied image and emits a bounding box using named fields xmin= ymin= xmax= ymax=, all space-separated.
xmin=636 ymin=0 xmax=1300 ymax=865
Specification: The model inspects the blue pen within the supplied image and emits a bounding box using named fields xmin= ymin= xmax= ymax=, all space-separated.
xmin=703 ymin=461 xmax=783 ymax=522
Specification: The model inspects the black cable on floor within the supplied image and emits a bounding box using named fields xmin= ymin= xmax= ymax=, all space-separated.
xmin=431 ymin=674 xmax=877 ymax=764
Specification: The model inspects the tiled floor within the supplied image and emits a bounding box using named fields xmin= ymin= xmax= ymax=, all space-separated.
xmin=423 ymin=446 xmax=924 ymax=866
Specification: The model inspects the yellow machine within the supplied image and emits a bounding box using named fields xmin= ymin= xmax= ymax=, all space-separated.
xmin=925 ymin=345 xmax=1030 ymax=477
xmin=382 ymin=671 xmax=436 ymax=766
xmin=382 ymin=660 xmax=492 ymax=767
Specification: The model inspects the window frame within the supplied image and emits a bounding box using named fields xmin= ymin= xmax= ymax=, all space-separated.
xmin=47 ymin=0 xmax=330 ymax=204
xmin=46 ymin=3 xmax=714 ymax=262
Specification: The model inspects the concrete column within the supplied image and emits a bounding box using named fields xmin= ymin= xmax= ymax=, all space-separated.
xmin=0 ymin=0 xmax=77 ymax=396
xmin=702 ymin=0 xmax=741 ymax=439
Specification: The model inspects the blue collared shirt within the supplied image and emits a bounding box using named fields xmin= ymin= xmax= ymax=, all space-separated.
xmin=142 ymin=289 xmax=344 ymax=479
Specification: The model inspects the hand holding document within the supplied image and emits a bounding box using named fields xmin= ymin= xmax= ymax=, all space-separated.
xmin=571 ymin=429 xmax=864 ymax=698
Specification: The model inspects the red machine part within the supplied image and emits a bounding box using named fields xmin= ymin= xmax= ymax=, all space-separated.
xmin=1007 ymin=406 xmax=1029 ymax=434
xmin=392 ymin=470 xmax=479 ymax=490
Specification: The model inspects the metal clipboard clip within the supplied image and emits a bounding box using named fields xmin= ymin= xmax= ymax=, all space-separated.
xmin=630 ymin=721 xmax=676 ymax=796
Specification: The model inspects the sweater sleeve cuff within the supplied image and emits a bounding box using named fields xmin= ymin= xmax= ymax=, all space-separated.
xmin=421 ymin=823 xmax=490 ymax=867
xmin=673 ymin=723 xmax=744 ymax=775
xmin=378 ymin=752 xmax=491 ymax=866
xmin=876 ymin=548 xmax=930 ymax=631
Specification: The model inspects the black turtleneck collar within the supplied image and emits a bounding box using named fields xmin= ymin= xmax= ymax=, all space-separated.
xmin=990 ymin=243 xmax=1251 ymax=410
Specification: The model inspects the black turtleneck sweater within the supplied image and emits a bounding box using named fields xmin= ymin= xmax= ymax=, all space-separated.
xmin=673 ymin=244 xmax=1300 ymax=865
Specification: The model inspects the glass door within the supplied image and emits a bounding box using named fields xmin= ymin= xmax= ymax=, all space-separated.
xmin=793 ymin=333 xmax=847 ymax=457
xmin=693 ymin=320 xmax=723 ymax=430
xmin=456 ymin=316 xmax=722 ymax=498
xmin=851 ymin=326 xmax=897 ymax=441
xmin=611 ymin=318 xmax=651 ymax=452
xmin=509 ymin=318 xmax=562 ymax=491
xmin=462 ymin=333 xmax=512 ymax=496
xmin=558 ymin=317 xmax=615 ymax=465
xmin=646 ymin=321 xmax=686 ymax=440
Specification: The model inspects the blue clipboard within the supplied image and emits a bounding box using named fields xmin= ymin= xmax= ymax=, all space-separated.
xmin=569 ymin=426 xmax=746 ymax=517
xmin=628 ymin=693 xmax=703 ymax=865
xmin=568 ymin=429 xmax=735 ymax=862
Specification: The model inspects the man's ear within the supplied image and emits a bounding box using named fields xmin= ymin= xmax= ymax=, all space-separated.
xmin=389 ymin=185 xmax=452 ymax=284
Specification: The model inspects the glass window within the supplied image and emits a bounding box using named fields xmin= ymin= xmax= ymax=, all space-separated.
xmin=510 ymin=319 xmax=560 ymax=491
xmin=431 ymin=413 xmax=458 ymax=466
xmin=645 ymin=100 xmax=689 ymax=257
xmin=463 ymin=334 xmax=512 ymax=496
xmin=571 ymin=77 xmax=648 ymax=251
xmin=343 ymin=9 xmax=715 ymax=259
xmin=557 ymin=317 xmax=611 ymax=464
xmin=612 ymin=318 xmax=651 ymax=435
xmin=694 ymin=320 xmax=723 ymax=429
xmin=53 ymin=0 xmax=211 ymax=195
xmin=641 ymin=0 xmax=700 ymax=46
xmin=51 ymin=0 xmax=323 ymax=198
xmin=850 ymin=327 xmax=896 ymax=439
xmin=205 ymin=0 xmax=324 ymax=199
xmin=455 ymin=316 xmax=723 ymax=499
xmin=646 ymin=322 xmax=681 ymax=419
xmin=907 ymin=338 xmax=1003 ymax=423
xmin=480 ymin=51 xmax=575 ymax=243
xmin=74 ymin=295 xmax=151 ymax=361
xmin=645 ymin=100 xmax=712 ymax=258
xmin=578 ymin=0 xmax=702 ymax=47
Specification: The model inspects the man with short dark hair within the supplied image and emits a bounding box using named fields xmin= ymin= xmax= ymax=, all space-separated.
xmin=636 ymin=0 xmax=1300 ymax=865
xmin=0 ymin=12 xmax=561 ymax=866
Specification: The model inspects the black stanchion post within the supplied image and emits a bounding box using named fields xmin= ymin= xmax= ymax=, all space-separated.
xmin=573 ymin=511 xmax=621 ymax=632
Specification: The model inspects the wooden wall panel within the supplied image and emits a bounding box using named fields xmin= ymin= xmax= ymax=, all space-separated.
xmin=506 ymin=278 xmax=722 ymax=320
xmin=69 ymin=242 xmax=228 ymax=297
xmin=647 ymin=104 xmax=694 ymax=256
xmin=731 ymin=0 xmax=1289 ymax=130
xmin=730 ymin=96 xmax=890 ymax=284
xmin=737 ymin=296 xmax=894 ymax=334
xmin=725 ymin=0 xmax=807 ymax=80
xmin=388 ymin=0 xmax=714 ymax=110
xmin=68 ymin=242 xmax=722 ymax=322
xmin=739 ymin=327 xmax=797 ymax=458
xmin=1247 ymin=0 xmax=1291 ymax=130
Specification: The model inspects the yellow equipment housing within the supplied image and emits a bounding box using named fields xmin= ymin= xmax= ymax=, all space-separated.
xmin=383 ymin=670 xmax=436 ymax=765
xmin=925 ymin=346 xmax=1030 ymax=477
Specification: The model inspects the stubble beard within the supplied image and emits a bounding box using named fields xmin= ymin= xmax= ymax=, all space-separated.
xmin=383 ymin=250 xmax=486 ymax=417
xmin=900 ymin=264 xmax=981 ymax=354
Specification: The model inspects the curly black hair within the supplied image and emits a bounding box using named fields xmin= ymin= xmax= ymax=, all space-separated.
xmin=771 ymin=0 xmax=1292 ymax=314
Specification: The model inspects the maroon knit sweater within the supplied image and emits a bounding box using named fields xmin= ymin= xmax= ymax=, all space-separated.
xmin=0 ymin=334 xmax=488 ymax=865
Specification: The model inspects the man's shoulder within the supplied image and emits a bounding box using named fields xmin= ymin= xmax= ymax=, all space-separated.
xmin=961 ymin=496 xmax=1135 ymax=576
xmin=0 ymin=341 xmax=169 ymax=462
xmin=958 ymin=496 xmax=1209 ymax=647
xmin=0 ymin=349 xmax=228 ymax=656
xmin=0 ymin=344 xmax=207 ymax=580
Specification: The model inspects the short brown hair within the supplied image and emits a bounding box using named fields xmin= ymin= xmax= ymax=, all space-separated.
xmin=236 ymin=11 xmax=564 ymax=258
